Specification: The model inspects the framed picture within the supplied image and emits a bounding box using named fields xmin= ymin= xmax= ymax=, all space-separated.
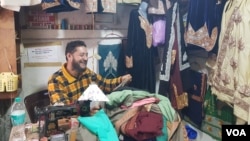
xmin=94 ymin=14 xmax=114 ymax=23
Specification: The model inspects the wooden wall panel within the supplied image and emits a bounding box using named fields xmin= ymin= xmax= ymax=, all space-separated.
xmin=0 ymin=8 xmax=18 ymax=99
xmin=0 ymin=9 xmax=16 ymax=73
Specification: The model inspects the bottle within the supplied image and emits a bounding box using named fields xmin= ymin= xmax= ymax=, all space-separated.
xmin=61 ymin=19 xmax=68 ymax=30
xmin=10 ymin=97 xmax=26 ymax=126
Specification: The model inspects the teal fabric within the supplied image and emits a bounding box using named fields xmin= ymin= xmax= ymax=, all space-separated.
xmin=78 ymin=109 xmax=119 ymax=141
xmin=106 ymin=90 xmax=176 ymax=121
xmin=157 ymin=115 xmax=168 ymax=141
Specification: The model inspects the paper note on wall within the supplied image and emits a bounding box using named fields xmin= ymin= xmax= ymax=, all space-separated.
xmin=27 ymin=46 xmax=59 ymax=62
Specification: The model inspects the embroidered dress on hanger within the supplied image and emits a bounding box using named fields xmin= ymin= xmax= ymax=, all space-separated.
xmin=184 ymin=0 xmax=219 ymax=51
xmin=98 ymin=39 xmax=122 ymax=79
xmin=125 ymin=8 xmax=156 ymax=93
xmin=84 ymin=0 xmax=116 ymax=13
xmin=157 ymin=1 xmax=190 ymax=109
xmin=210 ymin=0 xmax=250 ymax=124
xmin=159 ymin=2 xmax=190 ymax=83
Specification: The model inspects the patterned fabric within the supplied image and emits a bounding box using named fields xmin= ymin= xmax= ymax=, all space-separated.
xmin=102 ymin=0 xmax=116 ymax=13
xmin=41 ymin=0 xmax=81 ymax=13
xmin=98 ymin=43 xmax=121 ymax=79
xmin=201 ymin=86 xmax=235 ymax=140
xmin=210 ymin=0 xmax=250 ymax=123
xmin=139 ymin=16 xmax=152 ymax=48
xmin=84 ymin=0 xmax=98 ymax=13
xmin=184 ymin=0 xmax=220 ymax=52
xmin=158 ymin=1 xmax=191 ymax=109
xmin=159 ymin=2 xmax=190 ymax=82
xmin=184 ymin=23 xmax=218 ymax=51
xmin=168 ymin=24 xmax=188 ymax=110
xmin=182 ymin=70 xmax=207 ymax=127
xmin=48 ymin=63 xmax=122 ymax=105
xmin=185 ymin=0 xmax=218 ymax=32
xmin=84 ymin=0 xmax=116 ymax=13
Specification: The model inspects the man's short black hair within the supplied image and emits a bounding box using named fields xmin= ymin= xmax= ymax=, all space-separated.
xmin=65 ymin=40 xmax=87 ymax=56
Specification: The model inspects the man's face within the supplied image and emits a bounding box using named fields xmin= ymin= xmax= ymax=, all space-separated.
xmin=70 ymin=46 xmax=88 ymax=72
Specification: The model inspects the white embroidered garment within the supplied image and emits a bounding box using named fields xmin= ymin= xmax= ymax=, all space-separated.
xmin=0 ymin=0 xmax=41 ymax=11
xmin=210 ymin=0 xmax=250 ymax=124
xmin=78 ymin=83 xmax=109 ymax=101
xmin=84 ymin=0 xmax=116 ymax=13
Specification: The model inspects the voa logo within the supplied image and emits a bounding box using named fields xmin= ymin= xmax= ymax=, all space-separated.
xmin=226 ymin=129 xmax=246 ymax=136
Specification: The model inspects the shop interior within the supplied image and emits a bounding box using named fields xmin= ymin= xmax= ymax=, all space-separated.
xmin=0 ymin=0 xmax=248 ymax=141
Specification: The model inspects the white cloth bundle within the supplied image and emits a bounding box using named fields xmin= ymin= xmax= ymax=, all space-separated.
xmin=78 ymin=83 xmax=109 ymax=102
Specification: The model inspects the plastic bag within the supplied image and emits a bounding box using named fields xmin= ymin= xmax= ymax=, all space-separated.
xmin=152 ymin=15 xmax=166 ymax=47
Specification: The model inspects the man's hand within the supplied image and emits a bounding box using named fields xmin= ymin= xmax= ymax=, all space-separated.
xmin=121 ymin=74 xmax=132 ymax=83
xmin=113 ymin=74 xmax=132 ymax=91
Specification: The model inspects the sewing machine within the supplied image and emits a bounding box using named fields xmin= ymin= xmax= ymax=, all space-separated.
xmin=35 ymin=100 xmax=91 ymax=138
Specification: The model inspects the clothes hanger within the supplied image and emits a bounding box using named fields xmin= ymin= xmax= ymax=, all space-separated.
xmin=216 ymin=0 xmax=222 ymax=4
xmin=104 ymin=30 xmax=122 ymax=38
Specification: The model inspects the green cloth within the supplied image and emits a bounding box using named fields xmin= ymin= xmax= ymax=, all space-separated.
xmin=204 ymin=86 xmax=235 ymax=123
xmin=106 ymin=90 xmax=176 ymax=122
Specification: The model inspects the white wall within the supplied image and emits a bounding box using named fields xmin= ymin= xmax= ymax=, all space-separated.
xmin=19 ymin=4 xmax=135 ymax=98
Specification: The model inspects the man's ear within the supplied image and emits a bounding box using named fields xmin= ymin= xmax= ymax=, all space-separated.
xmin=66 ymin=53 xmax=72 ymax=60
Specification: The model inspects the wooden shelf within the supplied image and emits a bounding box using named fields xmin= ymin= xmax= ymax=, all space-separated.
xmin=0 ymin=92 xmax=18 ymax=99
xmin=21 ymin=29 xmax=127 ymax=40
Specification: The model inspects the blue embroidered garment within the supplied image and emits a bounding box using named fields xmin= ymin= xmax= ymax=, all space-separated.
xmin=98 ymin=43 xmax=121 ymax=79
xmin=41 ymin=0 xmax=81 ymax=13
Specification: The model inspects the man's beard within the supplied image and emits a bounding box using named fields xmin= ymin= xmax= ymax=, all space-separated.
xmin=72 ymin=59 xmax=87 ymax=72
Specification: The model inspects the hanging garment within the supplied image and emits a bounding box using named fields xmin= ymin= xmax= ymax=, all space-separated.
xmin=159 ymin=2 xmax=190 ymax=82
xmin=184 ymin=0 xmax=219 ymax=51
xmin=148 ymin=0 xmax=166 ymax=15
xmin=84 ymin=0 xmax=98 ymax=13
xmin=41 ymin=0 xmax=81 ymax=13
xmin=0 ymin=0 xmax=41 ymax=11
xmin=158 ymin=1 xmax=191 ymax=102
xmin=210 ymin=0 xmax=250 ymax=124
xmin=168 ymin=22 xmax=188 ymax=110
xmin=182 ymin=70 xmax=208 ymax=127
xmin=84 ymin=0 xmax=116 ymax=13
xmin=101 ymin=0 xmax=116 ymax=13
xmin=125 ymin=9 xmax=156 ymax=93
xmin=98 ymin=40 xmax=123 ymax=79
